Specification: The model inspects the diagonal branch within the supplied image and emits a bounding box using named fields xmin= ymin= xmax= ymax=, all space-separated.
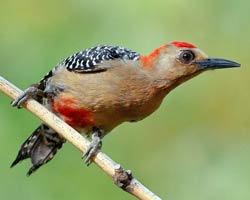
xmin=0 ymin=76 xmax=162 ymax=200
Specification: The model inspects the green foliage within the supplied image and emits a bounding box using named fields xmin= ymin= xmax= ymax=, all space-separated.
xmin=0 ymin=0 xmax=249 ymax=199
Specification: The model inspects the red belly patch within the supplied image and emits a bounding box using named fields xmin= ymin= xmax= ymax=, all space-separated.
xmin=52 ymin=97 xmax=95 ymax=128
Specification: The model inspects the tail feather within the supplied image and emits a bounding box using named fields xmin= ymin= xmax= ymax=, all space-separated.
xmin=11 ymin=124 xmax=65 ymax=176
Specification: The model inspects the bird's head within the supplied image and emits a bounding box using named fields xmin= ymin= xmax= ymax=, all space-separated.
xmin=141 ymin=41 xmax=240 ymax=90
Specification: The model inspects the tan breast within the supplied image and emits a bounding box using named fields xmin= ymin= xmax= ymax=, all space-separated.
xmin=47 ymin=61 xmax=165 ymax=132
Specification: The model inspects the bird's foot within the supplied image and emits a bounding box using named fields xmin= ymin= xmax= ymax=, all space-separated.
xmin=82 ymin=129 xmax=102 ymax=166
xmin=113 ymin=164 xmax=133 ymax=190
xmin=11 ymin=84 xmax=43 ymax=108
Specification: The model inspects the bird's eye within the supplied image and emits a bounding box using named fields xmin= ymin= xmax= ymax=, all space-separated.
xmin=179 ymin=50 xmax=195 ymax=64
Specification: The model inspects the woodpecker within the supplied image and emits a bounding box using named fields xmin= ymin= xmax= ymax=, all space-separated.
xmin=11 ymin=42 xmax=240 ymax=175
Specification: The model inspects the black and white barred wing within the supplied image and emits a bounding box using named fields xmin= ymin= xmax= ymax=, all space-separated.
xmin=61 ymin=45 xmax=140 ymax=72
xmin=39 ymin=45 xmax=140 ymax=88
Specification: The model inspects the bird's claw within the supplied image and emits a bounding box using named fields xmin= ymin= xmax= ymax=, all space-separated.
xmin=82 ymin=132 xmax=102 ymax=166
xmin=11 ymin=85 xmax=43 ymax=108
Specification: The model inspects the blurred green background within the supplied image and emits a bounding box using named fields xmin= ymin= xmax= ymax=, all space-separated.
xmin=0 ymin=0 xmax=249 ymax=199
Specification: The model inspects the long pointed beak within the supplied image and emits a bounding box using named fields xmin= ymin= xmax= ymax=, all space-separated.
xmin=194 ymin=58 xmax=241 ymax=70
